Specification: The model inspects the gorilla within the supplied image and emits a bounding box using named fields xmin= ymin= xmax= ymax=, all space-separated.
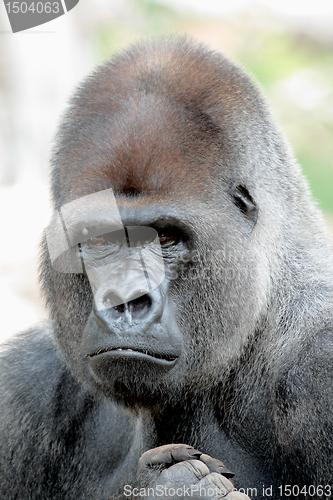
xmin=0 ymin=36 xmax=332 ymax=500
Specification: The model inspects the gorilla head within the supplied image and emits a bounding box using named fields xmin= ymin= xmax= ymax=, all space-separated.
xmin=40 ymin=36 xmax=332 ymax=412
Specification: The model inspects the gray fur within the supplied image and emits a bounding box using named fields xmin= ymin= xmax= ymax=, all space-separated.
xmin=0 ymin=36 xmax=332 ymax=499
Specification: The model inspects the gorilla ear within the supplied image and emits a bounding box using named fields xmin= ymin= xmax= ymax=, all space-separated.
xmin=231 ymin=183 xmax=258 ymax=230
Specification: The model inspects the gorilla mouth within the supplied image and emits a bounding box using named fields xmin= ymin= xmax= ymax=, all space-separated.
xmin=87 ymin=347 xmax=179 ymax=366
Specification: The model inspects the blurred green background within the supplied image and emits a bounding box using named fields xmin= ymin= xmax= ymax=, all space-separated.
xmin=89 ymin=0 xmax=333 ymax=218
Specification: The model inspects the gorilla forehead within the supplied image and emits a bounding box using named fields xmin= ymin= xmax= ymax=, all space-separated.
xmin=94 ymin=99 xmax=220 ymax=185
xmin=76 ymin=36 xmax=252 ymax=111
xmin=54 ymin=38 xmax=266 ymax=203
xmin=61 ymin=96 xmax=223 ymax=201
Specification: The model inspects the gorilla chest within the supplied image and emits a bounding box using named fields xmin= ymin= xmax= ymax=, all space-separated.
xmin=85 ymin=403 xmax=275 ymax=494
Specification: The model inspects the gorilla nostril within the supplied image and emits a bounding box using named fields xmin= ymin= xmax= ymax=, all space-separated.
xmin=102 ymin=291 xmax=124 ymax=310
xmin=113 ymin=303 xmax=126 ymax=313
xmin=102 ymin=290 xmax=152 ymax=314
xmin=128 ymin=294 xmax=152 ymax=314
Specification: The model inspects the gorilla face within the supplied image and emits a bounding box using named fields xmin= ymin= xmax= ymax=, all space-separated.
xmin=41 ymin=38 xmax=272 ymax=408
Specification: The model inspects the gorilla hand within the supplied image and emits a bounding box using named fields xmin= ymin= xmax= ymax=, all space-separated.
xmin=137 ymin=444 xmax=251 ymax=499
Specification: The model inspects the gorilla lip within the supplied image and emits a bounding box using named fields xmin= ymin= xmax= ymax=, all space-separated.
xmin=86 ymin=347 xmax=179 ymax=365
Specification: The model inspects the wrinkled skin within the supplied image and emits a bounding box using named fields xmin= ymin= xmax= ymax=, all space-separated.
xmin=136 ymin=444 xmax=247 ymax=500
xmin=0 ymin=37 xmax=332 ymax=500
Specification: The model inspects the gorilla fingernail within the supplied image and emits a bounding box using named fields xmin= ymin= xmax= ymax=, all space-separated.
xmin=218 ymin=466 xmax=235 ymax=479
xmin=187 ymin=449 xmax=202 ymax=458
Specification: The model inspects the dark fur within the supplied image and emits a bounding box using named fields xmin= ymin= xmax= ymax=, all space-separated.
xmin=0 ymin=36 xmax=333 ymax=499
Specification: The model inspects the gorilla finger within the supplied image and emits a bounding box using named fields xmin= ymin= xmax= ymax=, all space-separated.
xmin=199 ymin=454 xmax=235 ymax=479
xmin=160 ymin=459 xmax=210 ymax=483
xmin=172 ymin=445 xmax=202 ymax=462
xmin=138 ymin=444 xmax=202 ymax=471
xmin=197 ymin=472 xmax=234 ymax=498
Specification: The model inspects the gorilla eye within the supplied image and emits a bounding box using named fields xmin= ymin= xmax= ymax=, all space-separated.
xmin=158 ymin=231 xmax=178 ymax=247
xmin=231 ymin=183 xmax=258 ymax=230
xmin=87 ymin=229 xmax=126 ymax=247
xmin=89 ymin=235 xmax=108 ymax=246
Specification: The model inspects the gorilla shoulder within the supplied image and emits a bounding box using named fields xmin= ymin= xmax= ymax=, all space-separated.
xmin=0 ymin=325 xmax=64 ymax=403
xmin=0 ymin=325 xmax=95 ymax=443
xmin=0 ymin=326 xmax=139 ymax=499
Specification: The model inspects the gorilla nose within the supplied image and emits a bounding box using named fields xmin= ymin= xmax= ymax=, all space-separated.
xmin=93 ymin=287 xmax=164 ymax=330
xmin=103 ymin=290 xmax=152 ymax=314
